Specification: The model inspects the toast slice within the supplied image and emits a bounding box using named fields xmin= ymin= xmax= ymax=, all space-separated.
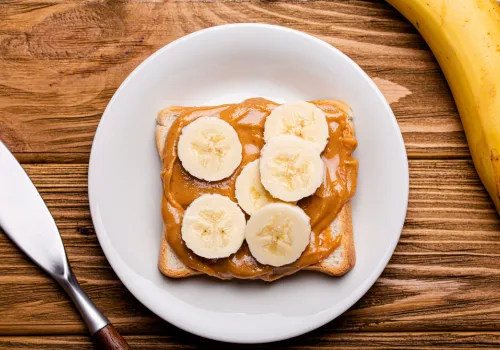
xmin=156 ymin=104 xmax=356 ymax=280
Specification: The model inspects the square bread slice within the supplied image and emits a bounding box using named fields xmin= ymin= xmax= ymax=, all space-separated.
xmin=156 ymin=104 xmax=356 ymax=280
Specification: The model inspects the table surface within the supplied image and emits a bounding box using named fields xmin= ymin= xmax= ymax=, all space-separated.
xmin=1 ymin=0 xmax=500 ymax=349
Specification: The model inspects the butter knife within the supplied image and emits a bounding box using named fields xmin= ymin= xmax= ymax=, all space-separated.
xmin=0 ymin=141 xmax=131 ymax=350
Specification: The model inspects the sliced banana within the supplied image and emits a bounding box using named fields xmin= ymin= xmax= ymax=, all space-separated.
xmin=181 ymin=194 xmax=246 ymax=259
xmin=235 ymin=159 xmax=282 ymax=215
xmin=260 ymin=135 xmax=324 ymax=202
xmin=264 ymin=101 xmax=329 ymax=152
xmin=178 ymin=117 xmax=242 ymax=181
xmin=245 ymin=203 xmax=310 ymax=267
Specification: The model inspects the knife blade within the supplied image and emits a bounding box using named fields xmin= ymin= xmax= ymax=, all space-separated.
xmin=0 ymin=141 xmax=131 ymax=349
xmin=0 ymin=143 xmax=67 ymax=277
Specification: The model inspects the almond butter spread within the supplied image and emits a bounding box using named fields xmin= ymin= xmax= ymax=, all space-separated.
xmin=161 ymin=98 xmax=358 ymax=279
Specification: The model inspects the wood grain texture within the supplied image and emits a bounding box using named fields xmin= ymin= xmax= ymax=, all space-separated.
xmin=0 ymin=1 xmax=467 ymax=160
xmin=2 ymin=0 xmax=500 ymax=348
xmin=0 ymin=161 xmax=499 ymax=337
xmin=0 ymin=332 xmax=500 ymax=350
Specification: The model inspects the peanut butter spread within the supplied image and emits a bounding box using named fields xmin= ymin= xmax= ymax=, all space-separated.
xmin=161 ymin=98 xmax=358 ymax=279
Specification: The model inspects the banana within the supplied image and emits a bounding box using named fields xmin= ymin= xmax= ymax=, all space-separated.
xmin=245 ymin=203 xmax=311 ymax=266
xmin=264 ymin=101 xmax=329 ymax=152
xmin=386 ymin=0 xmax=500 ymax=213
xmin=177 ymin=117 xmax=242 ymax=181
xmin=260 ymin=135 xmax=324 ymax=202
xmin=235 ymin=159 xmax=282 ymax=215
xmin=181 ymin=194 xmax=246 ymax=259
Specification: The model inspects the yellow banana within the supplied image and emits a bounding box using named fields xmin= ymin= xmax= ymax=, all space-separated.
xmin=386 ymin=0 xmax=500 ymax=213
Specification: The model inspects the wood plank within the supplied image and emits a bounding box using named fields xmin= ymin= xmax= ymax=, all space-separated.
xmin=0 ymin=161 xmax=499 ymax=335
xmin=0 ymin=332 xmax=500 ymax=349
xmin=11 ymin=153 xmax=90 ymax=164
xmin=0 ymin=1 xmax=469 ymax=161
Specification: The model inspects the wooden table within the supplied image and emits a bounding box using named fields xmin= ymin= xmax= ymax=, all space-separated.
xmin=1 ymin=0 xmax=500 ymax=348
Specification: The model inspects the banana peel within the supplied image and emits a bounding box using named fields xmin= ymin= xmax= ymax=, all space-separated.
xmin=386 ymin=0 xmax=500 ymax=213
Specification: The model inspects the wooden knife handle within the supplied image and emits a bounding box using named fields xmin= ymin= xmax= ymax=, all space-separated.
xmin=94 ymin=324 xmax=132 ymax=350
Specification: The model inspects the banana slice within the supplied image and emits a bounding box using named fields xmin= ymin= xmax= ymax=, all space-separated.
xmin=264 ymin=101 xmax=329 ymax=152
xmin=245 ymin=203 xmax=310 ymax=267
xmin=181 ymin=194 xmax=246 ymax=259
xmin=178 ymin=117 xmax=242 ymax=181
xmin=260 ymin=135 xmax=324 ymax=202
xmin=235 ymin=159 xmax=282 ymax=215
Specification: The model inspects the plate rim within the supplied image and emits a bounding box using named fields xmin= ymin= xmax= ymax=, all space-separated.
xmin=88 ymin=23 xmax=409 ymax=343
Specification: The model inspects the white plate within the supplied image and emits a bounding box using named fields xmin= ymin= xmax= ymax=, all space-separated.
xmin=88 ymin=24 xmax=409 ymax=344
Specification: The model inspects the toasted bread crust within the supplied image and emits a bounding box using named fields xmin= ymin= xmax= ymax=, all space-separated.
xmin=156 ymin=104 xmax=355 ymax=280
xmin=159 ymin=200 xmax=354 ymax=279
xmin=158 ymin=230 xmax=201 ymax=278
xmin=304 ymin=201 xmax=355 ymax=276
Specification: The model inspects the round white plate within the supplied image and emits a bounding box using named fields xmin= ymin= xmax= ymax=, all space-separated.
xmin=89 ymin=24 xmax=409 ymax=344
